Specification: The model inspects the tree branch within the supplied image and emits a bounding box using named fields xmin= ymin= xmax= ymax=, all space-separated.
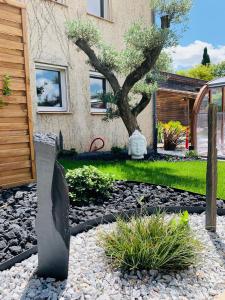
xmin=132 ymin=93 xmax=152 ymax=117
xmin=75 ymin=39 xmax=121 ymax=93
xmin=161 ymin=15 xmax=171 ymax=29
xmin=121 ymin=14 xmax=171 ymax=99
xmin=121 ymin=47 xmax=161 ymax=99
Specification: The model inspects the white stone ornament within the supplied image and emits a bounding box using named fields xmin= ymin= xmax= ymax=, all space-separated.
xmin=128 ymin=130 xmax=147 ymax=159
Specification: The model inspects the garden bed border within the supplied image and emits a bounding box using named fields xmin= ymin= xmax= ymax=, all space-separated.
xmin=1 ymin=206 xmax=225 ymax=272
xmin=1 ymin=181 xmax=224 ymax=272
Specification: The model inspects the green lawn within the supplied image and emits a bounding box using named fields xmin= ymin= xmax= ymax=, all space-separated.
xmin=60 ymin=159 xmax=225 ymax=199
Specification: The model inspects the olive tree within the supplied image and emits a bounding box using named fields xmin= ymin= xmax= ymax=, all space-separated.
xmin=67 ymin=0 xmax=192 ymax=136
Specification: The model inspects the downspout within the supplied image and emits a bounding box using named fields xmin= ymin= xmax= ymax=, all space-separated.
xmin=151 ymin=10 xmax=158 ymax=153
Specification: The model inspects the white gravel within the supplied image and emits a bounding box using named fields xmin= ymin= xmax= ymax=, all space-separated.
xmin=1 ymin=213 xmax=225 ymax=300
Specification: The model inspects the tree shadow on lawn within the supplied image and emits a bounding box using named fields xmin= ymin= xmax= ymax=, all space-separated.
xmin=120 ymin=164 xmax=206 ymax=195
xmin=20 ymin=271 xmax=67 ymax=300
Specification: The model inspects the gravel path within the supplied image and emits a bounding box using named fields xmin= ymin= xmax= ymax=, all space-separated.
xmin=1 ymin=214 xmax=225 ymax=300
xmin=1 ymin=182 xmax=225 ymax=264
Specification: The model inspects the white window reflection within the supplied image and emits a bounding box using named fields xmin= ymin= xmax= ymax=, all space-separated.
xmin=35 ymin=64 xmax=68 ymax=112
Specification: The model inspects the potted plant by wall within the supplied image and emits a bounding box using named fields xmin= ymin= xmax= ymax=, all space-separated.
xmin=162 ymin=121 xmax=186 ymax=151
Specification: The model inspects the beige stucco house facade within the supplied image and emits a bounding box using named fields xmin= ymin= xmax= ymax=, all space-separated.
xmin=20 ymin=0 xmax=153 ymax=152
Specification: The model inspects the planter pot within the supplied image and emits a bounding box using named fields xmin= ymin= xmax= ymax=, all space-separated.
xmin=164 ymin=142 xmax=177 ymax=151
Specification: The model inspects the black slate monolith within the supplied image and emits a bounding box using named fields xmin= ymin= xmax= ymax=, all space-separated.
xmin=34 ymin=133 xmax=70 ymax=280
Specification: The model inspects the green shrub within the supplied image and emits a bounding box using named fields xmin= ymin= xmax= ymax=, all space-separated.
xmin=162 ymin=121 xmax=186 ymax=151
xmin=157 ymin=121 xmax=164 ymax=143
xmin=111 ymin=146 xmax=123 ymax=154
xmin=99 ymin=211 xmax=202 ymax=271
xmin=185 ymin=150 xmax=199 ymax=159
xmin=58 ymin=148 xmax=78 ymax=160
xmin=66 ymin=165 xmax=114 ymax=204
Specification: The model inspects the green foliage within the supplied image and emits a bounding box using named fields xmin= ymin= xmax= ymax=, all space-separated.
xmin=213 ymin=60 xmax=225 ymax=78
xmin=70 ymin=148 xmax=78 ymax=154
xmin=99 ymin=211 xmax=202 ymax=271
xmin=111 ymin=146 xmax=123 ymax=154
xmin=98 ymin=92 xmax=121 ymax=121
xmin=154 ymin=51 xmax=174 ymax=73
xmin=177 ymin=64 xmax=215 ymax=81
xmin=119 ymin=47 xmax=145 ymax=74
xmin=162 ymin=121 xmax=186 ymax=150
xmin=132 ymin=80 xmax=158 ymax=97
xmin=66 ymin=19 xmax=101 ymax=46
xmin=102 ymin=51 xmax=173 ymax=121
xmin=0 ymin=75 xmax=12 ymax=108
xmin=201 ymin=47 xmax=210 ymax=66
xmin=124 ymin=22 xmax=176 ymax=52
xmin=150 ymin=0 xmax=192 ymax=24
xmin=59 ymin=148 xmax=78 ymax=159
xmin=66 ymin=165 xmax=114 ymax=204
xmin=157 ymin=121 xmax=164 ymax=143
xmin=185 ymin=150 xmax=199 ymax=159
xmin=2 ymin=75 xmax=12 ymax=96
xmin=125 ymin=52 xmax=173 ymax=110
xmin=67 ymin=19 xmax=174 ymax=77
xmin=177 ymin=59 xmax=225 ymax=81
xmin=98 ymin=43 xmax=121 ymax=72
xmin=66 ymin=0 xmax=192 ymax=127
xmin=66 ymin=0 xmax=191 ymax=76
xmin=61 ymin=159 xmax=225 ymax=199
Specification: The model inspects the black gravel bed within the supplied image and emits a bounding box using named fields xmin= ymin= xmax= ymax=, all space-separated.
xmin=0 ymin=181 xmax=224 ymax=265
xmin=59 ymin=151 xmax=202 ymax=162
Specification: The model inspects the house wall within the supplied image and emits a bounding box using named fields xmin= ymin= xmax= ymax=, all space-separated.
xmin=19 ymin=0 xmax=153 ymax=152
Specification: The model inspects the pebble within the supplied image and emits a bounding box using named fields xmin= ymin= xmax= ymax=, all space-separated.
xmin=1 ymin=181 xmax=218 ymax=264
xmin=1 ymin=214 xmax=225 ymax=299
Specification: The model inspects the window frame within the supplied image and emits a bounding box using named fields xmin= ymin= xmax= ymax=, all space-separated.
xmin=35 ymin=63 xmax=68 ymax=113
xmin=89 ymin=71 xmax=108 ymax=113
xmin=87 ymin=0 xmax=111 ymax=20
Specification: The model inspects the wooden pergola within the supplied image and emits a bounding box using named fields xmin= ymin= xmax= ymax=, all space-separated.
xmin=156 ymin=73 xmax=206 ymax=142
xmin=157 ymin=88 xmax=198 ymax=127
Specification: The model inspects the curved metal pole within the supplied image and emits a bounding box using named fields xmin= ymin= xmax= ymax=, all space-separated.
xmin=191 ymin=85 xmax=209 ymax=149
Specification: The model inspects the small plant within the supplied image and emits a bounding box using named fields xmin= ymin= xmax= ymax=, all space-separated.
xmin=2 ymin=75 xmax=12 ymax=96
xmin=0 ymin=75 xmax=12 ymax=108
xmin=66 ymin=165 xmax=114 ymax=204
xmin=100 ymin=211 xmax=202 ymax=271
xmin=70 ymin=148 xmax=78 ymax=155
xmin=157 ymin=121 xmax=164 ymax=143
xmin=185 ymin=150 xmax=199 ymax=159
xmin=162 ymin=121 xmax=186 ymax=151
xmin=58 ymin=148 xmax=78 ymax=159
xmin=111 ymin=146 xmax=123 ymax=154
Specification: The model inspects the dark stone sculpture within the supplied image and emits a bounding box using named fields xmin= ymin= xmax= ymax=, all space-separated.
xmin=34 ymin=133 xmax=70 ymax=280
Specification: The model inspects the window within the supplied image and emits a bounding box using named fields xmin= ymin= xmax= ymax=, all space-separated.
xmin=35 ymin=64 xmax=68 ymax=112
xmin=87 ymin=0 xmax=110 ymax=19
xmin=90 ymin=71 xmax=108 ymax=113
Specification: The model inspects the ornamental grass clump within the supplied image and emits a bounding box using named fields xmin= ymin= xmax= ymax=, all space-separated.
xmin=66 ymin=165 xmax=114 ymax=205
xmin=162 ymin=121 xmax=186 ymax=150
xmin=100 ymin=212 xmax=202 ymax=271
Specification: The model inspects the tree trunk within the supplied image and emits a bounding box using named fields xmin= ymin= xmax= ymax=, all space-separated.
xmin=117 ymin=96 xmax=140 ymax=136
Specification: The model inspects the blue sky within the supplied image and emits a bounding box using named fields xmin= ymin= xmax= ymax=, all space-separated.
xmin=169 ymin=0 xmax=225 ymax=70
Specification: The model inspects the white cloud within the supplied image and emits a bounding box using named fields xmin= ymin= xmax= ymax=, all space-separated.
xmin=167 ymin=40 xmax=225 ymax=70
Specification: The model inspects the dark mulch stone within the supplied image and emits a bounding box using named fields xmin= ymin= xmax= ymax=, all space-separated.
xmin=0 ymin=181 xmax=223 ymax=264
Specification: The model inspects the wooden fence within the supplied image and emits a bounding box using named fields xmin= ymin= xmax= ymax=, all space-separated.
xmin=0 ymin=0 xmax=35 ymax=188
